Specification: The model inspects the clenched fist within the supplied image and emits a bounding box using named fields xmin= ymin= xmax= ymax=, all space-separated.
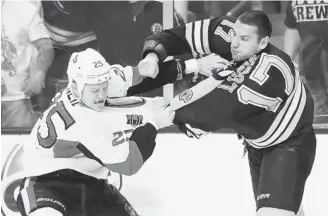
xmin=138 ymin=53 xmax=159 ymax=79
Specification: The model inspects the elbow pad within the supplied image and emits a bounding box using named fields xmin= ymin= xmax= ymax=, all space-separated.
xmin=142 ymin=40 xmax=167 ymax=62
xmin=129 ymin=123 xmax=158 ymax=162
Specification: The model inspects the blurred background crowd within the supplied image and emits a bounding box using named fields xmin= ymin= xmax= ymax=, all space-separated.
xmin=1 ymin=0 xmax=328 ymax=132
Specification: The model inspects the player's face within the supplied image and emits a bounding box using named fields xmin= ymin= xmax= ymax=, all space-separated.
xmin=81 ymin=81 xmax=109 ymax=111
xmin=230 ymin=20 xmax=264 ymax=61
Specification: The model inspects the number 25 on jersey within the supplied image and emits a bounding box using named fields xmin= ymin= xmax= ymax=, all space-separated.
xmin=37 ymin=101 xmax=76 ymax=148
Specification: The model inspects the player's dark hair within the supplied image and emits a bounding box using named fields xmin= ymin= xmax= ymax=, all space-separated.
xmin=238 ymin=10 xmax=272 ymax=39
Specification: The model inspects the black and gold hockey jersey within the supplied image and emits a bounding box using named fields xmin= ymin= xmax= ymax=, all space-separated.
xmin=143 ymin=16 xmax=315 ymax=148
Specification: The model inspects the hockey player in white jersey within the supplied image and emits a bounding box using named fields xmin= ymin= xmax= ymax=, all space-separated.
xmin=15 ymin=48 xmax=175 ymax=216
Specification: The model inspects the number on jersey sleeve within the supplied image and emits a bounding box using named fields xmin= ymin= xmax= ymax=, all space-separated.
xmin=214 ymin=19 xmax=235 ymax=42
xmin=37 ymin=101 xmax=76 ymax=148
xmin=219 ymin=53 xmax=295 ymax=112
xmin=238 ymin=54 xmax=294 ymax=112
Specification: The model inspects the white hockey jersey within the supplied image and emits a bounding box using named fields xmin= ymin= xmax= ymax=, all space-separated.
xmin=22 ymin=87 xmax=165 ymax=179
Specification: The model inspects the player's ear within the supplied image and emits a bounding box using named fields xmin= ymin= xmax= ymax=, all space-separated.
xmin=259 ymin=36 xmax=269 ymax=50
xmin=71 ymin=82 xmax=81 ymax=98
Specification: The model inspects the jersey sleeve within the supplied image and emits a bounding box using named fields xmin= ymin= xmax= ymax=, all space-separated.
xmin=284 ymin=1 xmax=297 ymax=29
xmin=108 ymin=59 xmax=184 ymax=97
xmin=102 ymin=122 xmax=158 ymax=176
xmin=142 ymin=16 xmax=232 ymax=61
xmin=247 ymin=52 xmax=296 ymax=105
xmin=173 ymin=86 xmax=236 ymax=132
xmin=127 ymin=59 xmax=185 ymax=96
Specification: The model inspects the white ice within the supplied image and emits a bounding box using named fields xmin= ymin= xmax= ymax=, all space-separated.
xmin=1 ymin=133 xmax=327 ymax=216
xmin=121 ymin=133 xmax=328 ymax=216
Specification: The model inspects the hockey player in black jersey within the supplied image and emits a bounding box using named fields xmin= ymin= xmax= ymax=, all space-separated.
xmin=140 ymin=10 xmax=316 ymax=216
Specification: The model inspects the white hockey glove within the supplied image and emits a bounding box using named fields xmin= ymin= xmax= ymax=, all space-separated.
xmin=138 ymin=53 xmax=159 ymax=79
xmin=197 ymin=54 xmax=230 ymax=77
xmin=210 ymin=61 xmax=236 ymax=81
xmin=107 ymin=65 xmax=131 ymax=98
xmin=184 ymin=55 xmax=233 ymax=84
xmin=149 ymin=105 xmax=175 ymax=129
